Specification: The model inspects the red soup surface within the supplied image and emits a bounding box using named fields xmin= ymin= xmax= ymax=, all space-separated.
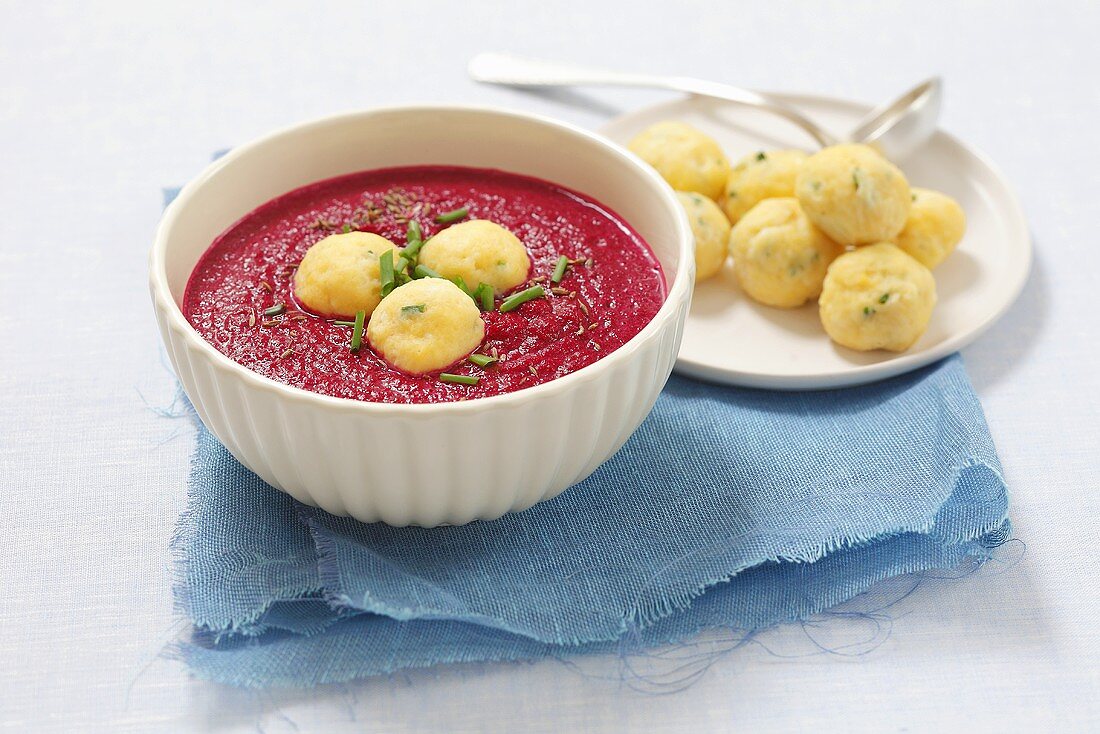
xmin=183 ymin=165 xmax=666 ymax=403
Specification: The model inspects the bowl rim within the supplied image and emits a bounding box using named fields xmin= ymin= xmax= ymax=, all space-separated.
xmin=150 ymin=103 xmax=694 ymax=415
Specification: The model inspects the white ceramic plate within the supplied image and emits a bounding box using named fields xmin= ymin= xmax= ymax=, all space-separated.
xmin=601 ymin=93 xmax=1030 ymax=389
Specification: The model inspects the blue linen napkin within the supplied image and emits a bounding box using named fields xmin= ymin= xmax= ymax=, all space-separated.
xmin=171 ymin=355 xmax=1009 ymax=688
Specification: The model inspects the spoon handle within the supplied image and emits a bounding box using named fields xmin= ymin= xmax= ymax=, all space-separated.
xmin=468 ymin=53 xmax=839 ymax=149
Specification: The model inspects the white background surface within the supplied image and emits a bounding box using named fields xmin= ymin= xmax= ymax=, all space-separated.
xmin=1 ymin=1 xmax=1097 ymax=731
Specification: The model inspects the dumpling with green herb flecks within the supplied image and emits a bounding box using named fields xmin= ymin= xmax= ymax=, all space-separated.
xmin=418 ymin=220 xmax=530 ymax=295
xmin=628 ymin=121 xmax=730 ymax=201
xmin=294 ymin=232 xmax=401 ymax=318
xmin=367 ymin=278 xmax=485 ymax=374
xmin=894 ymin=187 xmax=966 ymax=269
xmin=721 ymin=149 xmax=807 ymax=225
xmin=819 ymin=242 xmax=936 ymax=352
xmin=677 ymin=191 xmax=731 ymax=281
xmin=729 ymin=197 xmax=843 ymax=308
xmin=796 ymin=144 xmax=911 ymax=246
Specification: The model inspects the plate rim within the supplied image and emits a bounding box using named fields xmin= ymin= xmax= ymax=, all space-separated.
xmin=599 ymin=92 xmax=1032 ymax=390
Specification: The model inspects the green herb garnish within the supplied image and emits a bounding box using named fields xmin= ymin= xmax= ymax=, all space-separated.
xmin=341 ymin=223 xmax=354 ymax=233
xmin=401 ymin=303 xmax=426 ymax=315
xmin=863 ymin=306 xmax=875 ymax=316
xmin=756 ymin=151 xmax=767 ymax=162
xmin=350 ymin=309 xmax=366 ymax=351
xmin=414 ymin=264 xmax=443 ymax=279
xmin=879 ymin=293 xmax=890 ymax=304
xmin=435 ymin=207 xmax=468 ymax=224
xmin=499 ymin=285 xmax=545 ymax=313
xmin=476 ymin=282 xmax=493 ymax=311
xmin=440 ymin=373 xmax=478 ymax=385
xmin=263 ymin=303 xmax=286 ymax=318
xmin=333 ymin=319 xmax=356 ymax=326
xmin=406 ymin=219 xmax=422 ymax=245
xmin=468 ymin=353 xmax=497 ymax=368
xmin=380 ymin=250 xmax=396 ymax=297
xmin=551 ymin=255 xmax=569 ymax=284
xmin=403 ymin=236 xmax=428 ymax=260
xmin=452 ymin=275 xmax=474 ymax=298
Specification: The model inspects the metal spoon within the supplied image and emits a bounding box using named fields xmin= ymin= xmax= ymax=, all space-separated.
xmin=468 ymin=53 xmax=942 ymax=160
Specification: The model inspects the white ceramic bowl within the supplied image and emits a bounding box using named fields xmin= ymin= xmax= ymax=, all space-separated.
xmin=150 ymin=106 xmax=693 ymax=526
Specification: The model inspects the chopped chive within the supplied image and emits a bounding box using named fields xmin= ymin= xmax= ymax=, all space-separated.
xmin=341 ymin=223 xmax=353 ymax=233
xmin=396 ymin=270 xmax=412 ymax=285
xmin=452 ymin=275 xmax=473 ymax=297
xmin=395 ymin=254 xmax=410 ymax=274
xmin=401 ymin=303 xmax=426 ymax=315
xmin=499 ymin=285 xmax=545 ymax=313
xmin=756 ymin=151 xmax=767 ymax=162
xmin=468 ymin=353 xmax=497 ymax=368
xmin=263 ymin=303 xmax=286 ymax=318
xmin=380 ymin=250 xmax=396 ymax=297
xmin=435 ymin=207 xmax=468 ymax=224
xmin=879 ymin=293 xmax=890 ymax=304
xmin=440 ymin=373 xmax=479 ymax=385
xmin=403 ymin=236 xmax=428 ymax=260
xmin=350 ymin=309 xmax=366 ymax=351
xmin=333 ymin=319 xmax=356 ymax=326
xmin=476 ymin=282 xmax=493 ymax=311
xmin=406 ymin=219 xmax=422 ymax=245
xmin=414 ymin=264 xmax=443 ymax=279
xmin=551 ymin=255 xmax=569 ymax=284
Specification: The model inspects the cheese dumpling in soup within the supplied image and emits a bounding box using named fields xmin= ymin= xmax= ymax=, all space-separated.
xmin=418 ymin=220 xmax=530 ymax=295
xmin=294 ymin=232 xmax=401 ymax=318
xmin=367 ymin=278 xmax=485 ymax=374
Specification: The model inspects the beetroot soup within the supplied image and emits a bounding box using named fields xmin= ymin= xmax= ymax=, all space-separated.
xmin=183 ymin=165 xmax=666 ymax=403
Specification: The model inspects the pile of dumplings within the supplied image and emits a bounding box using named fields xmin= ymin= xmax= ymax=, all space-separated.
xmin=628 ymin=121 xmax=966 ymax=352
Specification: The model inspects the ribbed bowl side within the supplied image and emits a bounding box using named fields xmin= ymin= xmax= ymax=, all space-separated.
xmin=155 ymin=287 xmax=688 ymax=526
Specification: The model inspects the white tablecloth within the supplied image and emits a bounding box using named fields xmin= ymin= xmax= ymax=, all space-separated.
xmin=2 ymin=1 xmax=1097 ymax=731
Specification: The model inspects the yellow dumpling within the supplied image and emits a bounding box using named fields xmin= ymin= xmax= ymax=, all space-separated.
xmin=367 ymin=278 xmax=485 ymax=374
xmin=728 ymin=198 xmax=843 ymax=308
xmin=677 ymin=191 xmax=731 ymax=281
xmin=894 ymin=188 xmax=966 ymax=269
xmin=796 ymin=144 xmax=911 ymax=245
xmin=721 ymin=149 xmax=808 ymax=225
xmin=418 ymin=220 xmax=529 ymax=295
xmin=628 ymin=121 xmax=730 ymax=201
xmin=819 ymin=242 xmax=936 ymax=352
xmin=294 ymin=232 xmax=400 ymax=318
